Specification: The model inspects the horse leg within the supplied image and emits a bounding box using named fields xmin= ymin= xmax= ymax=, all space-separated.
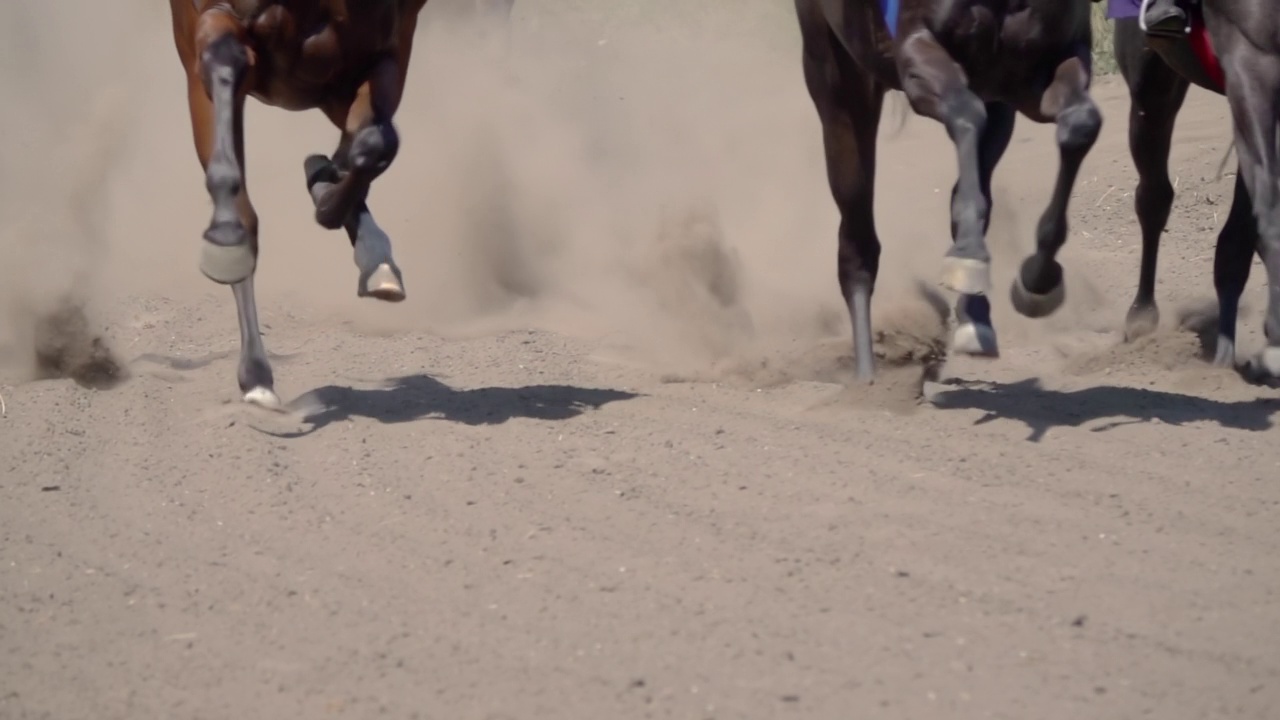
xmin=797 ymin=10 xmax=885 ymax=381
xmin=896 ymin=32 xmax=994 ymax=298
xmin=186 ymin=11 xmax=277 ymax=407
xmin=1009 ymin=53 xmax=1103 ymax=318
xmin=1210 ymin=172 xmax=1259 ymax=367
xmin=1117 ymin=24 xmax=1190 ymax=340
xmin=948 ymin=102 xmax=1015 ymax=357
xmin=306 ymin=54 xmax=409 ymax=302
xmin=1214 ymin=45 xmax=1280 ymax=381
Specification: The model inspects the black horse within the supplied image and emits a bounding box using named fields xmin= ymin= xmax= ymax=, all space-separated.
xmin=1200 ymin=0 xmax=1280 ymax=381
xmin=1111 ymin=1 xmax=1273 ymax=380
xmin=795 ymin=0 xmax=1103 ymax=381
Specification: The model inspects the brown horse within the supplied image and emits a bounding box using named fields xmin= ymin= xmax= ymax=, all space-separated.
xmin=1197 ymin=0 xmax=1280 ymax=382
xmin=167 ymin=0 xmax=513 ymax=408
xmin=1111 ymin=11 xmax=1264 ymax=375
xmin=794 ymin=0 xmax=1103 ymax=381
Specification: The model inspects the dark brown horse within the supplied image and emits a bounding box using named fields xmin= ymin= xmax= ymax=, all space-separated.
xmin=168 ymin=0 xmax=513 ymax=408
xmin=794 ymin=0 xmax=1103 ymax=381
xmin=1196 ymin=0 xmax=1280 ymax=381
xmin=1111 ymin=10 xmax=1262 ymax=374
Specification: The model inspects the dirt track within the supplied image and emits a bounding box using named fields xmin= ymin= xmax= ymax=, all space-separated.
xmin=2 ymin=2 xmax=1279 ymax=718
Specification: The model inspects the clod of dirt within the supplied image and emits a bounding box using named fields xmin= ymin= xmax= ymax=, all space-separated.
xmin=32 ymin=300 xmax=126 ymax=390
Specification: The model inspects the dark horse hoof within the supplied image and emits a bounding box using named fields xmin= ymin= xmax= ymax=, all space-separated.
xmin=1124 ymin=303 xmax=1160 ymax=342
xmin=1010 ymin=259 xmax=1065 ymax=319
xmin=200 ymin=221 xmax=255 ymax=285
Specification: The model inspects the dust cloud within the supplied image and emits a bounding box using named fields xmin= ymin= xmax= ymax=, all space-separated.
xmin=3 ymin=0 xmax=1062 ymax=392
xmin=0 ymin=1 xmax=159 ymax=386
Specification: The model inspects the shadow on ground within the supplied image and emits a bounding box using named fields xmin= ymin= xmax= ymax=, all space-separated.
xmin=271 ymin=373 xmax=641 ymax=437
xmin=930 ymin=377 xmax=1280 ymax=442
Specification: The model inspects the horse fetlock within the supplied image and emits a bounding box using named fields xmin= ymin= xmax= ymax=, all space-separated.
xmin=350 ymin=122 xmax=400 ymax=175
xmin=951 ymin=201 xmax=990 ymax=235
xmin=304 ymin=154 xmax=340 ymax=191
xmin=205 ymin=161 xmax=242 ymax=201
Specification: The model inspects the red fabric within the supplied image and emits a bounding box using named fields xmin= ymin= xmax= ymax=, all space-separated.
xmin=1188 ymin=11 xmax=1227 ymax=93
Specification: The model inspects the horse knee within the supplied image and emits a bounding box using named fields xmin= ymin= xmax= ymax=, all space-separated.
xmin=941 ymin=92 xmax=987 ymax=140
xmin=349 ymin=122 xmax=400 ymax=176
xmin=199 ymin=33 xmax=249 ymax=91
xmin=1057 ymin=101 xmax=1102 ymax=154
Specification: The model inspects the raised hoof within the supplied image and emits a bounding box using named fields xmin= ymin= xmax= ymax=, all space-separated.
xmin=1124 ymin=304 xmax=1160 ymax=342
xmin=359 ymin=262 xmax=406 ymax=302
xmin=243 ymin=386 xmax=282 ymax=409
xmin=200 ymin=234 xmax=256 ymax=285
xmin=951 ymin=322 xmax=999 ymax=358
xmin=1241 ymin=347 xmax=1280 ymax=386
xmin=1010 ymin=273 xmax=1065 ymax=319
xmin=939 ymin=257 xmax=991 ymax=296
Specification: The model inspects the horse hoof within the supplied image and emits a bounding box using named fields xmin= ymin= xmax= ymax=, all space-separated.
xmin=1124 ymin=304 xmax=1160 ymax=342
xmin=939 ymin=257 xmax=991 ymax=296
xmin=1010 ymin=273 xmax=1065 ymax=319
xmin=243 ymin=386 xmax=282 ymax=409
xmin=359 ymin=262 xmax=405 ymax=302
xmin=1242 ymin=347 xmax=1280 ymax=385
xmin=200 ymin=236 xmax=256 ymax=285
xmin=951 ymin=322 xmax=999 ymax=358
xmin=1212 ymin=336 xmax=1237 ymax=369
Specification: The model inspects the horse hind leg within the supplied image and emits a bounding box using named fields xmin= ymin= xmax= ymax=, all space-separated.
xmin=1215 ymin=36 xmax=1280 ymax=383
xmin=948 ymin=101 xmax=1015 ymax=358
xmin=305 ymin=146 xmax=404 ymax=303
xmin=307 ymin=56 xmax=406 ymax=303
xmin=1009 ymin=52 xmax=1103 ymax=319
xmin=1210 ymin=172 xmax=1258 ymax=368
xmin=798 ymin=11 xmax=885 ymax=381
xmin=1120 ymin=36 xmax=1190 ymax=341
xmin=185 ymin=12 xmax=277 ymax=407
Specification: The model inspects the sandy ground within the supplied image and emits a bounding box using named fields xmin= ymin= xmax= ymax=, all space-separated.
xmin=3 ymin=1 xmax=1280 ymax=718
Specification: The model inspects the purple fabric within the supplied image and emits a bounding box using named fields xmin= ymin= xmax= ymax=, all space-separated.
xmin=1107 ymin=0 xmax=1143 ymax=20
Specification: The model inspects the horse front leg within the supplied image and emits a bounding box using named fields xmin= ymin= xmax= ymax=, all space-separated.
xmin=1009 ymin=52 xmax=1103 ymax=319
xmin=797 ymin=0 xmax=885 ymax=381
xmin=307 ymin=53 xmax=409 ymax=302
xmin=897 ymin=32 xmax=995 ymax=301
xmin=947 ymin=101 xmax=1016 ymax=358
xmin=1115 ymin=19 xmax=1190 ymax=341
xmin=1210 ymin=172 xmax=1260 ymax=368
xmin=185 ymin=9 xmax=278 ymax=407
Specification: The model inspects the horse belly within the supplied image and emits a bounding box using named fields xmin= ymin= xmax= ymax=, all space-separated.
xmin=247 ymin=3 xmax=400 ymax=109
